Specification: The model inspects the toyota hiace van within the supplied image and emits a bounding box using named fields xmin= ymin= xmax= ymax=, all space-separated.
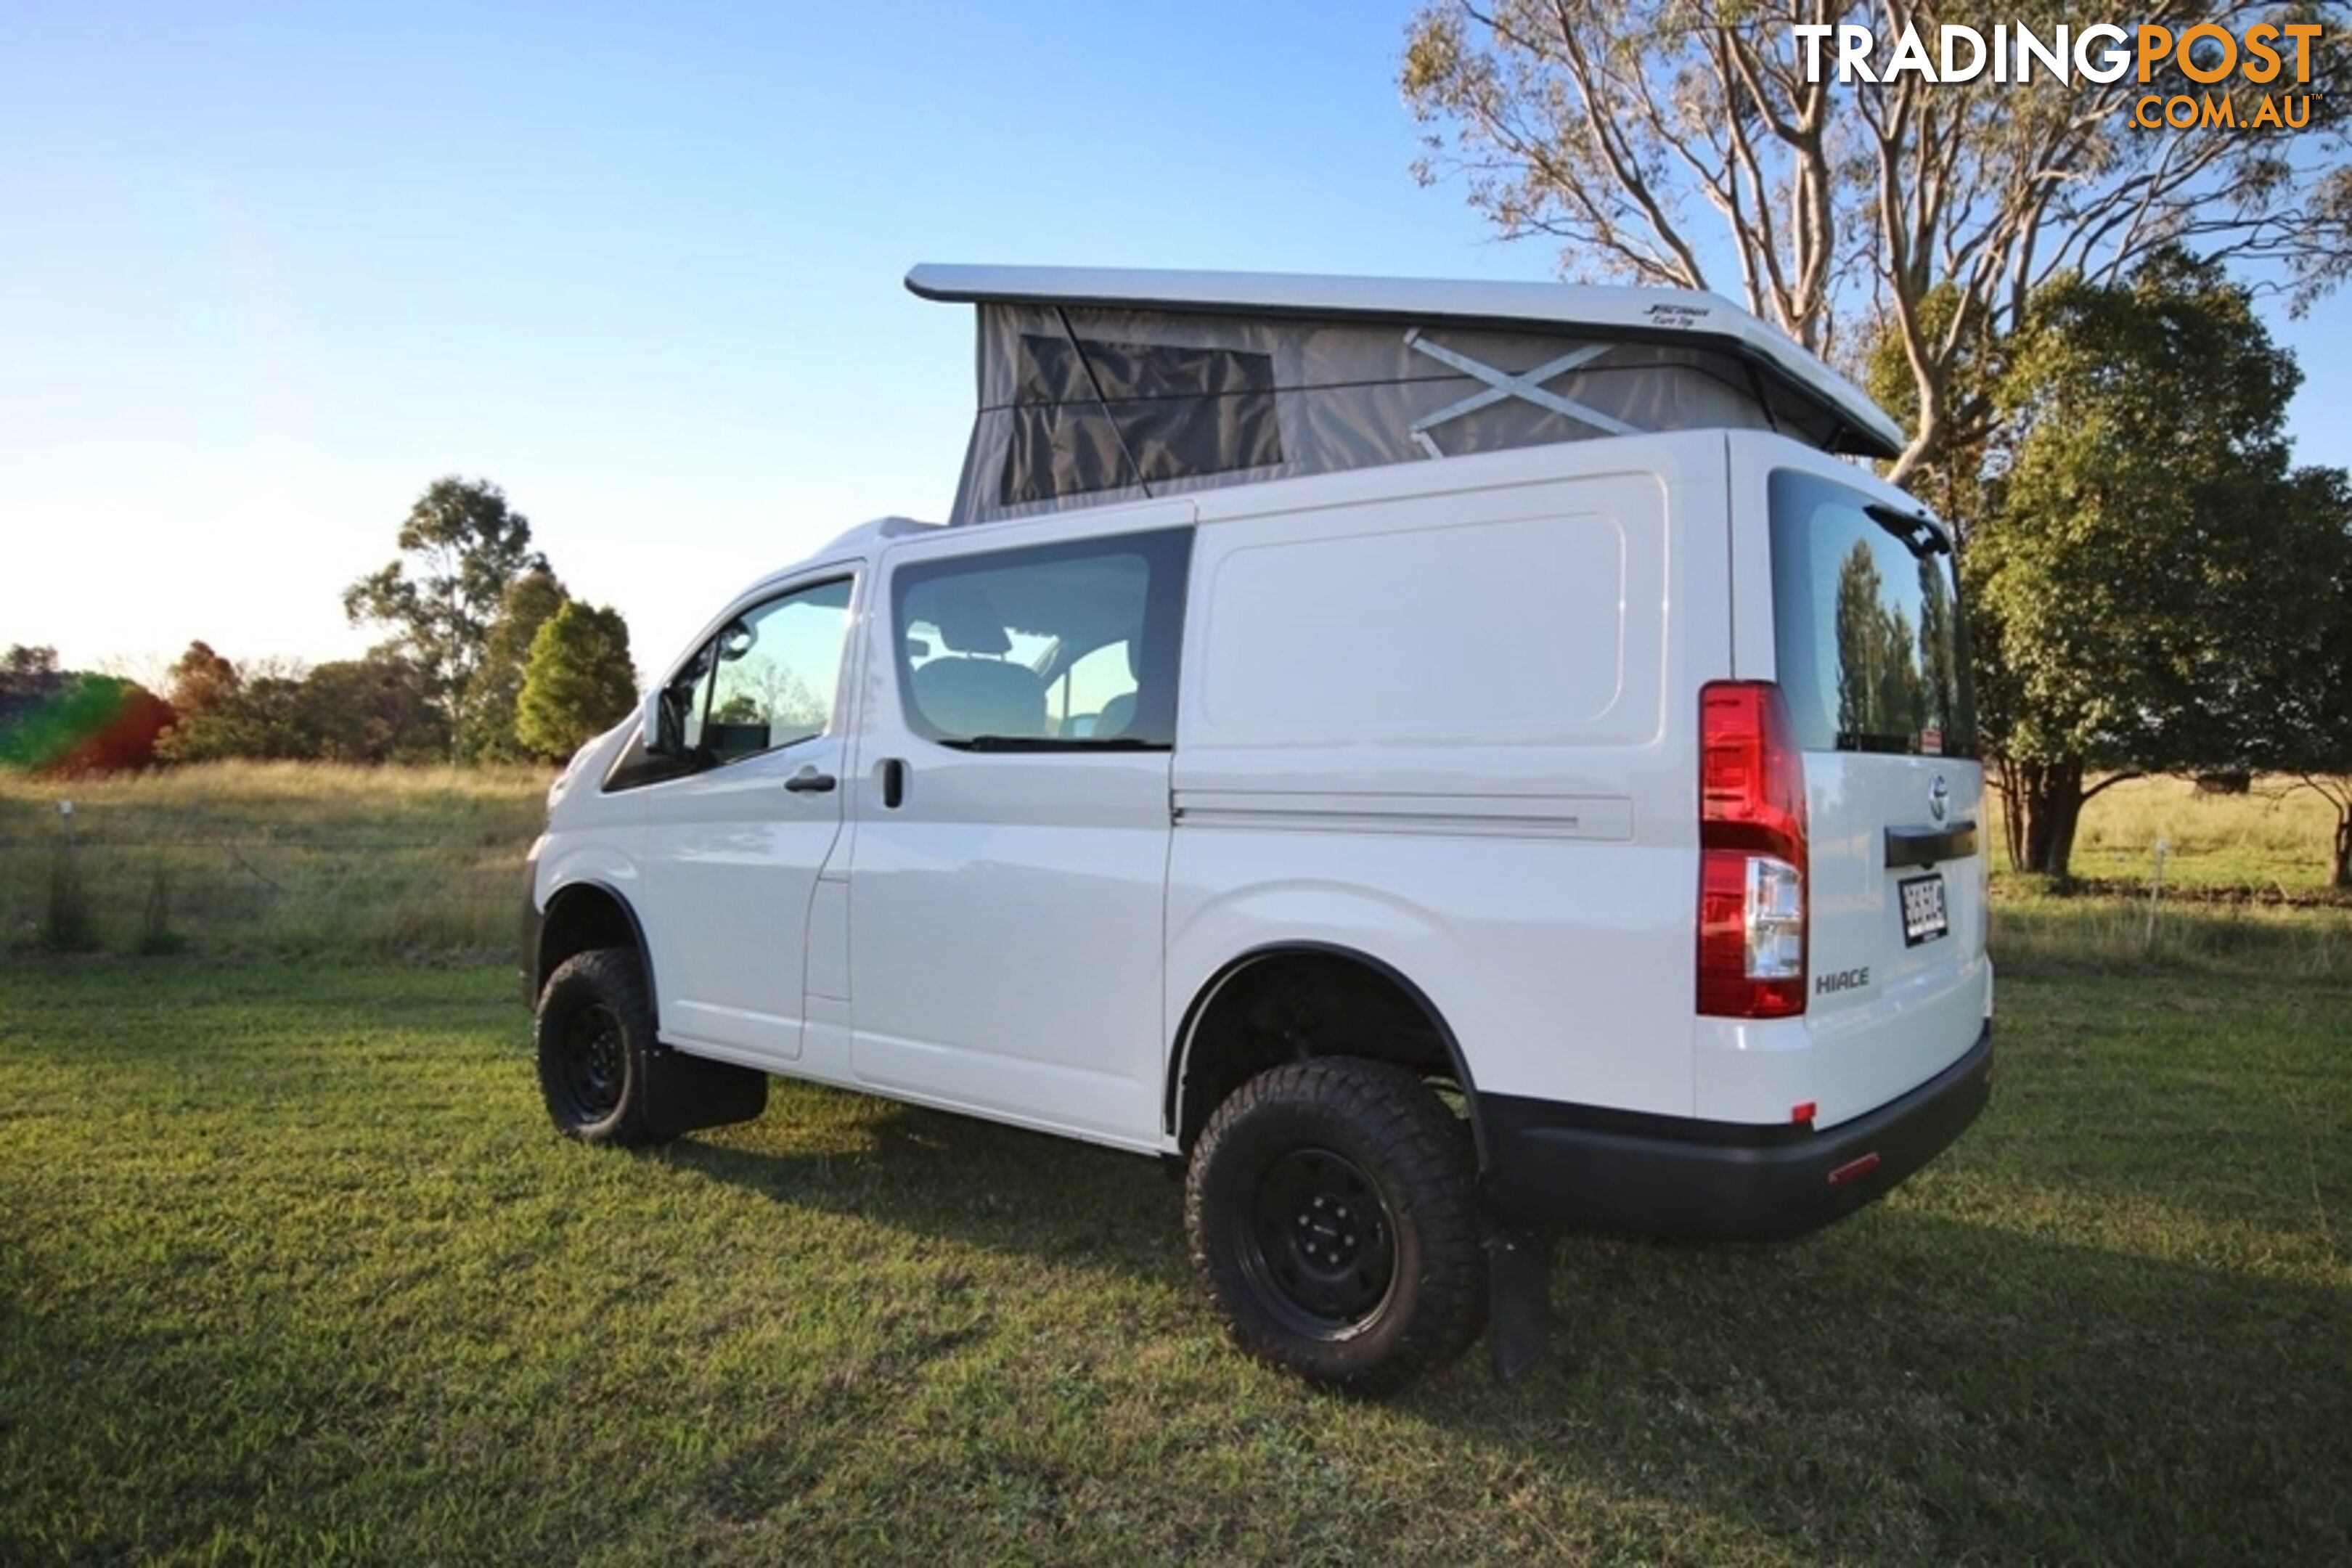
xmin=521 ymin=266 xmax=1994 ymax=1391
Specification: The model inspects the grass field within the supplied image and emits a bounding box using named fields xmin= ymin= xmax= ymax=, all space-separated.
xmin=0 ymin=761 xmax=547 ymax=958
xmin=4 ymin=955 xmax=2347 ymax=1564
xmin=3 ymin=763 xmax=2349 ymax=1562
xmin=2049 ymin=774 xmax=2346 ymax=894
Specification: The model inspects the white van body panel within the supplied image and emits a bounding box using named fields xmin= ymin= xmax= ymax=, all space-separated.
xmin=529 ymin=801 xmax=644 ymax=923
xmin=837 ymin=735 xmax=1177 ymax=1147
xmin=1166 ymin=434 xmax=1728 ymax=1119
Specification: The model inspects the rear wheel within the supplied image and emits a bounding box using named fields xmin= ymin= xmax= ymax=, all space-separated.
xmin=1185 ymin=1057 xmax=1484 ymax=1394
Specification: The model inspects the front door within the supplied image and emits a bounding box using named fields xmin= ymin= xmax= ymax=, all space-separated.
xmin=846 ymin=518 xmax=1192 ymax=1146
xmin=640 ymin=571 xmax=858 ymax=1063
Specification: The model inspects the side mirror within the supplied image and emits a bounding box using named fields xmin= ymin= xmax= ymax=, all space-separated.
xmin=639 ymin=686 xmax=670 ymax=756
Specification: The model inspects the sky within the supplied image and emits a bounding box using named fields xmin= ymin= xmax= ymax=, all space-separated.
xmin=5 ymin=1 xmax=2348 ymax=682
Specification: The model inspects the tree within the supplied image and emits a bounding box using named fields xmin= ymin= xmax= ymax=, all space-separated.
xmin=343 ymin=477 xmax=548 ymax=753
xmin=1401 ymin=1 xmax=2351 ymax=482
xmin=155 ymin=670 xmax=311 ymax=763
xmin=1 ymin=644 xmax=60 ymax=700
xmin=1966 ymin=253 xmax=2345 ymax=876
xmin=515 ymin=602 xmax=637 ymax=761
xmin=459 ymin=568 xmax=571 ymax=761
xmin=154 ymin=650 xmax=449 ymax=764
xmin=297 ymin=651 xmax=450 ymax=764
xmin=2268 ymin=467 xmax=2352 ymax=886
xmin=164 ymin=640 xmax=241 ymax=719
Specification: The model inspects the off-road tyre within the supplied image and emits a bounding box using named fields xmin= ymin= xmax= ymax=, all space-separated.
xmin=1185 ymin=1056 xmax=1485 ymax=1395
xmin=534 ymin=947 xmax=664 ymax=1146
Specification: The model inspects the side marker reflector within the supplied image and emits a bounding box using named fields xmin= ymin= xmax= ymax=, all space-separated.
xmin=1791 ymin=1101 xmax=1817 ymax=1124
xmin=1827 ymin=1152 xmax=1882 ymax=1188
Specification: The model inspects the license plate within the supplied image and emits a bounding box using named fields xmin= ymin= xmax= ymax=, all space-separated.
xmin=1900 ymin=874 xmax=1949 ymax=947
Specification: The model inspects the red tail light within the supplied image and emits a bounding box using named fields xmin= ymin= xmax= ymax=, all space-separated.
xmin=1698 ymin=681 xmax=1808 ymax=1017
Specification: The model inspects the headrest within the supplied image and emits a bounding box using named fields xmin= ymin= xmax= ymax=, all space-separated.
xmin=931 ymin=585 xmax=1012 ymax=656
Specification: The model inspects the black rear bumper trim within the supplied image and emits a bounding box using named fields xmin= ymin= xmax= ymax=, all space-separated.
xmin=1886 ymin=820 xmax=1979 ymax=868
xmin=1483 ymin=1022 xmax=1994 ymax=1241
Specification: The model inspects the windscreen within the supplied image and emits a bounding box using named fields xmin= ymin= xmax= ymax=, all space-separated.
xmin=1768 ymin=469 xmax=1976 ymax=758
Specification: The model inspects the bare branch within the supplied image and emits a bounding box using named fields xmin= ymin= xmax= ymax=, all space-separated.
xmin=1402 ymin=0 xmax=2352 ymax=479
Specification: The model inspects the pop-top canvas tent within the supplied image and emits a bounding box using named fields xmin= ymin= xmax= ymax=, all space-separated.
xmin=907 ymin=265 xmax=1904 ymax=528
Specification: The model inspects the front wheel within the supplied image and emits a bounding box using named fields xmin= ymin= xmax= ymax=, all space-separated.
xmin=1185 ymin=1057 xmax=1485 ymax=1394
xmin=534 ymin=947 xmax=663 ymax=1145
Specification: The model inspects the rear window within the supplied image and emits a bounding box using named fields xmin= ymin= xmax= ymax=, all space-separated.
xmin=1768 ymin=469 xmax=1975 ymax=757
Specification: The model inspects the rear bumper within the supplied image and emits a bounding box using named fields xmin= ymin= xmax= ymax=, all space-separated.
xmin=1483 ymin=1021 xmax=1994 ymax=1240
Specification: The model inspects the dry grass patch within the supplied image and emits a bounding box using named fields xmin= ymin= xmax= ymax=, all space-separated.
xmin=0 ymin=761 xmax=549 ymax=958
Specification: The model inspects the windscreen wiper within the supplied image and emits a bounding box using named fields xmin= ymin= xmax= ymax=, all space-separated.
xmin=1866 ymin=502 xmax=1952 ymax=558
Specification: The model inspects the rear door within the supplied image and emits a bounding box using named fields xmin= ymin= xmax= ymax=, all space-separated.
xmin=1732 ymin=438 xmax=1990 ymax=1124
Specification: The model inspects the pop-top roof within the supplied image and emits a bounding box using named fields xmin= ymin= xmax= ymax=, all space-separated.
xmin=908 ymin=263 xmax=1903 ymax=526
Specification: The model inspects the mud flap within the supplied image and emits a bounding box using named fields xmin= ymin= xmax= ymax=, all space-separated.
xmin=647 ymin=1048 xmax=769 ymax=1140
xmin=1487 ymin=1225 xmax=1553 ymax=1384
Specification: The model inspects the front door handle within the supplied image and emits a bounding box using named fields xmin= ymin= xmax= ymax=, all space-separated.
xmin=784 ymin=767 xmax=837 ymax=794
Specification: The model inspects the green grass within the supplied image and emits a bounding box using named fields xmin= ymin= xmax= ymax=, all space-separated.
xmin=4 ymin=947 xmax=2348 ymax=1565
xmin=1990 ymin=888 xmax=2351 ymax=980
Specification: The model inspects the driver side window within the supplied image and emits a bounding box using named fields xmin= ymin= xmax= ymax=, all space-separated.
xmin=665 ymin=576 xmax=854 ymax=769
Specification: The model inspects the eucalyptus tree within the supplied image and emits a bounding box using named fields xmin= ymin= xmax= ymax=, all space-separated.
xmin=1402 ymin=1 xmax=2350 ymax=481
xmin=343 ymin=477 xmax=550 ymax=753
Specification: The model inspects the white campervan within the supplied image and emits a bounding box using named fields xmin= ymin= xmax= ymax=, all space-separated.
xmin=522 ymin=266 xmax=1994 ymax=1392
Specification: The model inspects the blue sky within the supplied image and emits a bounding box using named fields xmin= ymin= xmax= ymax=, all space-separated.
xmin=5 ymin=1 xmax=2346 ymax=679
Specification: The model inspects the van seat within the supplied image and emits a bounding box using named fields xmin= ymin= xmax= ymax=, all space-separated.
xmin=1095 ymin=692 xmax=1138 ymax=736
xmin=912 ymin=658 xmax=1047 ymax=739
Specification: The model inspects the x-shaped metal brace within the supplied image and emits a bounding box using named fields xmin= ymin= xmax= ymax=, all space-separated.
xmin=1405 ymin=330 xmax=1641 ymax=457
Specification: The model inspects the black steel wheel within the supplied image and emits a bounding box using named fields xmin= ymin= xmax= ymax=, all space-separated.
xmin=1238 ymin=1146 xmax=1400 ymax=1338
xmin=551 ymin=999 xmax=628 ymax=1123
xmin=1186 ymin=1057 xmax=1484 ymax=1394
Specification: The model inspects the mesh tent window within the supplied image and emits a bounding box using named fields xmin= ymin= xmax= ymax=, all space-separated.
xmin=1003 ymin=334 xmax=1283 ymax=506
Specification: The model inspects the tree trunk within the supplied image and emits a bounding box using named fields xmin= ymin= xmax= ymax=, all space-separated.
xmin=2332 ymin=807 xmax=2351 ymax=891
xmin=1996 ymin=757 xmax=2088 ymax=881
xmin=1996 ymin=757 xmax=2025 ymax=870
